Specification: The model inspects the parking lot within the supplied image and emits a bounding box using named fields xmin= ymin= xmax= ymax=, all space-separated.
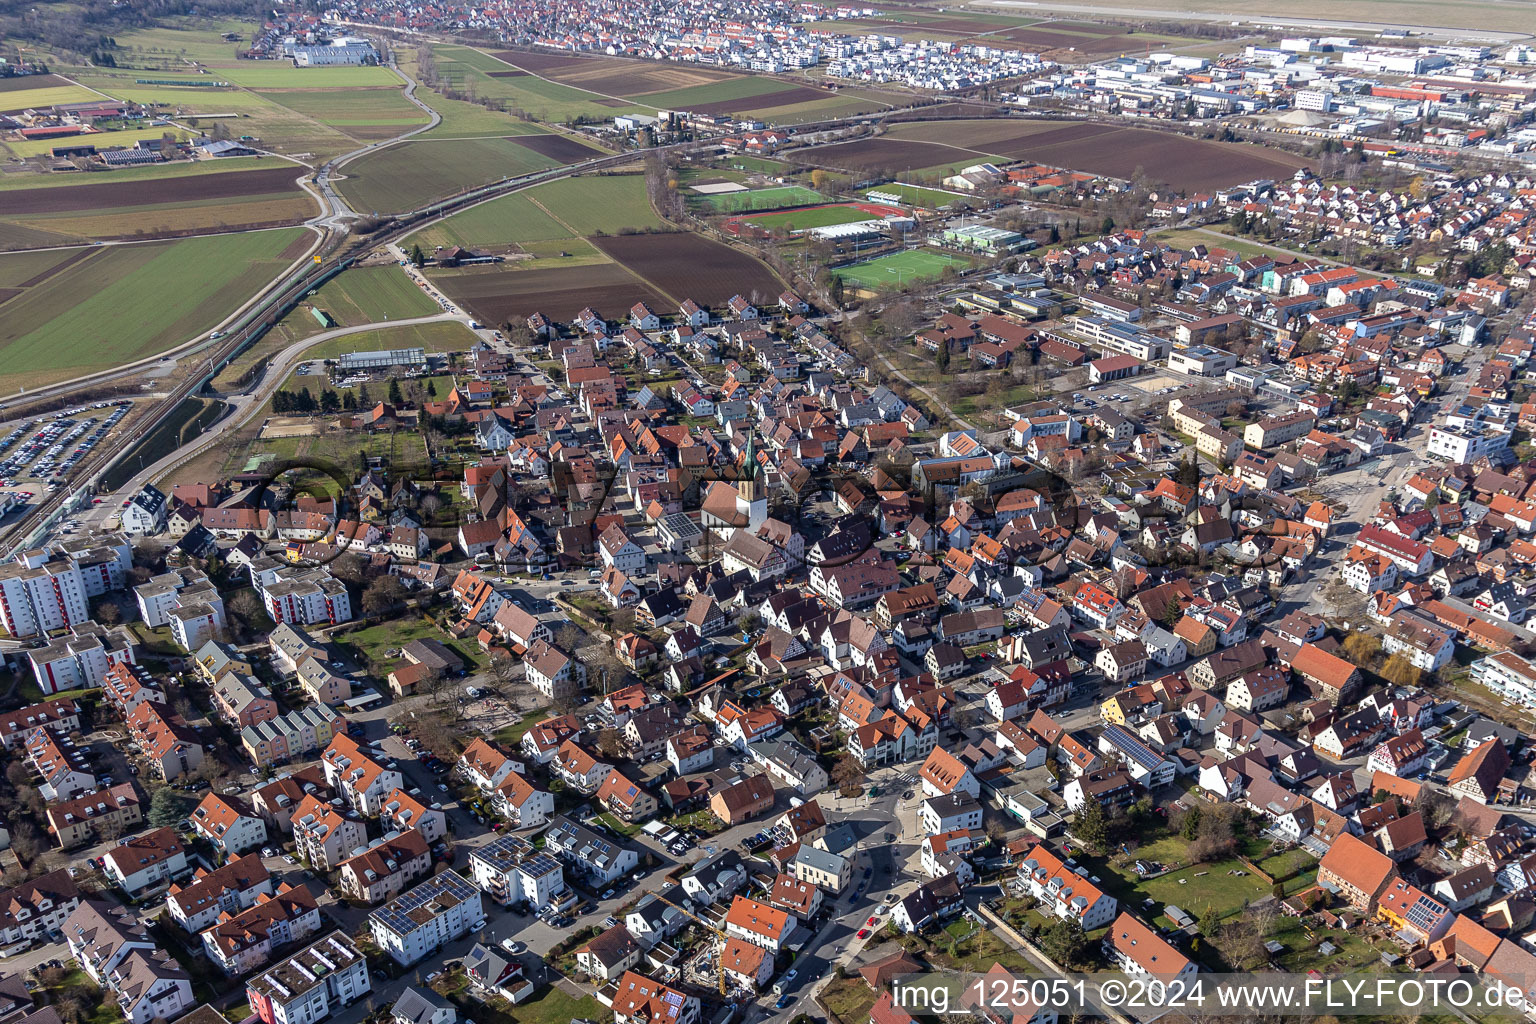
xmin=0 ymin=401 xmax=131 ymax=506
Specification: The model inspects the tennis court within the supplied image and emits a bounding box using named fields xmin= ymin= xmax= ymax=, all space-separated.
xmin=835 ymin=249 xmax=970 ymax=290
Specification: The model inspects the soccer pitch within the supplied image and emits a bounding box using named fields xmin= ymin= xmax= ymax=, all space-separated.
xmin=834 ymin=249 xmax=970 ymax=290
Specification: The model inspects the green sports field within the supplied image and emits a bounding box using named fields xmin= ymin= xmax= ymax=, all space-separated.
xmin=834 ymin=249 xmax=970 ymax=290
xmin=738 ymin=204 xmax=884 ymax=231
xmin=697 ymin=185 xmax=825 ymax=213
xmin=0 ymin=228 xmax=308 ymax=392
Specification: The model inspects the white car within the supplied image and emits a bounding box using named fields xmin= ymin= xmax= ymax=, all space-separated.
xmin=262 ymin=847 xmax=274 ymax=858
xmin=500 ymin=938 xmax=525 ymax=955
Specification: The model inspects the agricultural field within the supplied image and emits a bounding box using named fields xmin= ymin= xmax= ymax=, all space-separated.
xmin=794 ymin=137 xmax=998 ymax=178
xmin=0 ymin=79 xmax=107 ymax=113
xmin=811 ymin=119 xmax=1312 ymax=191
xmin=0 ymin=228 xmax=309 ymax=392
xmin=432 ymin=261 xmax=669 ymax=325
xmin=834 ymin=249 xmax=970 ymax=291
xmin=490 ymin=50 xmax=740 ymax=96
xmin=432 ymin=46 xmax=648 ymax=121
xmin=722 ymin=201 xmax=903 ymax=235
xmin=636 ymin=76 xmax=824 ymax=114
xmin=589 ymin=232 xmax=783 ymax=306
xmin=695 ymin=185 xmax=827 ymax=213
xmin=336 ymin=135 xmax=570 ymax=214
xmin=252 ymin=87 xmax=431 ymax=139
xmin=0 ymin=161 xmax=315 ymax=245
xmin=406 ymin=192 xmax=573 ymax=251
xmin=304 ymin=266 xmax=440 ymax=325
xmin=523 ymin=173 xmax=669 ymax=235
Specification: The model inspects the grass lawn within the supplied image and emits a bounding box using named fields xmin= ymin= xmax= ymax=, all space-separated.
xmin=525 ymin=174 xmax=667 ymax=235
xmin=1256 ymin=846 xmax=1317 ymax=883
xmin=834 ymin=249 xmax=969 ymax=291
xmin=821 ymin=975 xmax=879 ymax=1024
xmin=594 ymin=811 xmax=643 ymax=837
xmin=338 ymin=136 xmax=564 ymax=214
xmin=307 ymin=265 xmax=439 ymax=324
xmin=737 ymin=204 xmax=884 ymax=231
xmin=463 ymin=984 xmax=613 ymax=1024
xmin=335 ymin=616 xmax=487 ymax=673
xmin=695 ymin=185 xmax=826 ymax=213
xmin=407 ymin=191 xmax=573 ymax=251
xmin=0 ymin=227 xmax=308 ymax=394
xmin=492 ymin=707 xmax=551 ymax=747
xmin=921 ymin=927 xmax=1033 ymax=973
xmin=255 ymin=87 xmax=430 ymax=137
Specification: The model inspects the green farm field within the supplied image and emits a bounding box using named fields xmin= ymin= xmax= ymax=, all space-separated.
xmin=254 ymin=87 xmax=430 ymax=138
xmin=0 ymin=228 xmax=309 ymax=392
xmin=835 ymin=249 xmax=969 ymax=290
xmin=337 ymin=135 xmax=565 ymax=213
xmin=407 ymin=192 xmax=572 ymax=250
xmin=0 ymin=155 xmax=277 ymax=191
xmin=435 ymin=46 xmax=647 ymax=121
xmin=0 ymin=84 xmax=107 ymax=112
xmin=304 ymin=266 xmax=439 ymax=325
xmin=522 ymin=173 xmax=667 ymax=235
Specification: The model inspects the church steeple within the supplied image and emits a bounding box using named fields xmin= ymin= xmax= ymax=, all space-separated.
xmin=740 ymin=432 xmax=760 ymax=503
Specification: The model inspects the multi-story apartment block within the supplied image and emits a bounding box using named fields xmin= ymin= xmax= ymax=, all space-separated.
xmin=202 ymin=884 xmax=323 ymax=976
xmin=321 ymin=734 xmax=403 ymax=816
xmin=291 ymin=795 xmax=366 ymax=871
xmin=468 ymin=834 xmax=566 ymax=910
xmin=246 ymin=932 xmax=371 ymax=1024
xmin=253 ymin=564 xmax=353 ymax=626
xmin=242 ymin=705 xmax=345 ymax=768
xmin=166 ymin=854 xmax=273 ymax=934
xmin=102 ymin=828 xmax=191 ymax=896
xmin=338 ymin=832 xmax=433 ymax=904
xmin=368 ymin=871 xmax=483 ymax=966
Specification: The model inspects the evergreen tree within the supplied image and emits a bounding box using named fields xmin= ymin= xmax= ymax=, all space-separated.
xmin=1181 ymin=804 xmax=1203 ymax=840
xmin=358 ymin=382 xmax=371 ymax=408
xmin=426 ymin=380 xmax=437 ymax=398
xmin=388 ymin=379 xmax=403 ymax=405
xmin=320 ymin=389 xmax=340 ymax=414
xmin=342 ymin=391 xmax=357 ymax=411
xmin=410 ymin=244 xmax=426 ymax=268
xmin=1075 ymin=797 xmax=1108 ymax=853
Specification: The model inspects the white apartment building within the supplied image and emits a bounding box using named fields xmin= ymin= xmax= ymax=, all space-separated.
xmin=1427 ymin=425 xmax=1511 ymax=463
xmin=28 ymin=621 xmax=135 ymax=694
xmin=368 ymin=871 xmax=483 ymax=966
xmin=0 ymin=551 xmax=91 ymax=638
xmin=254 ymin=564 xmax=354 ymax=626
xmin=1471 ymin=652 xmax=1536 ymax=708
xmin=245 ymin=932 xmax=371 ymax=1024
xmin=468 ymin=834 xmax=566 ymax=910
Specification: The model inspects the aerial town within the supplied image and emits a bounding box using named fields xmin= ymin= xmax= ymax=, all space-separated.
xmin=0 ymin=1 xmax=1535 ymax=1024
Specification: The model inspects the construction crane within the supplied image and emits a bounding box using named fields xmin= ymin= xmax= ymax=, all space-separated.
xmin=652 ymin=890 xmax=730 ymax=997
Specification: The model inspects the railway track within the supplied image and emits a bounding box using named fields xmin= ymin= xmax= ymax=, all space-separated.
xmin=0 ymin=148 xmax=649 ymax=554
